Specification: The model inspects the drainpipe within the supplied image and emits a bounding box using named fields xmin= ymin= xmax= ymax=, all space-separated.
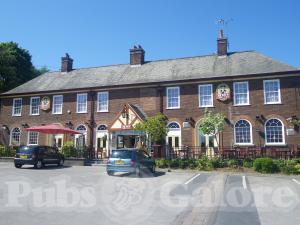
xmin=89 ymin=91 xmax=96 ymax=158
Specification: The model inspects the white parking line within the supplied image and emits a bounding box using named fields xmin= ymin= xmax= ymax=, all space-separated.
xmin=185 ymin=173 xmax=201 ymax=185
xmin=242 ymin=175 xmax=247 ymax=190
xmin=292 ymin=179 xmax=300 ymax=185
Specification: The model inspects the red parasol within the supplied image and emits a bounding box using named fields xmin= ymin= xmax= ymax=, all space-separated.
xmin=25 ymin=124 xmax=81 ymax=135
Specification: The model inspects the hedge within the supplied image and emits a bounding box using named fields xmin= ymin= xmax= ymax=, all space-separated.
xmin=155 ymin=157 xmax=300 ymax=175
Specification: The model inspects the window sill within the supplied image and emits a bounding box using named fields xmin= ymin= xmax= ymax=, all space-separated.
xmin=12 ymin=115 xmax=22 ymax=117
xmin=166 ymin=107 xmax=180 ymax=110
xmin=29 ymin=114 xmax=40 ymax=116
xmin=233 ymin=104 xmax=251 ymax=107
xmin=265 ymin=143 xmax=286 ymax=146
xmin=199 ymin=106 xmax=214 ymax=108
xmin=264 ymin=102 xmax=282 ymax=105
xmin=76 ymin=112 xmax=88 ymax=114
xmin=234 ymin=143 xmax=255 ymax=146
xmin=52 ymin=113 xmax=63 ymax=115
xmin=97 ymin=111 xmax=109 ymax=113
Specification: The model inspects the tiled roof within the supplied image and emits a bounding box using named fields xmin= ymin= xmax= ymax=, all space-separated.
xmin=3 ymin=51 xmax=297 ymax=95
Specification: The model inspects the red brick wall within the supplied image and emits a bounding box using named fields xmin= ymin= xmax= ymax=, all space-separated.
xmin=1 ymin=75 xmax=299 ymax=149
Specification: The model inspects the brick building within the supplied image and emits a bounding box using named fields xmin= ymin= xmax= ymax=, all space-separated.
xmin=1 ymin=32 xmax=300 ymax=158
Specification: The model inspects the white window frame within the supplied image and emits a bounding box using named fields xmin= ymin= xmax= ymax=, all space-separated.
xmin=265 ymin=118 xmax=285 ymax=146
xmin=76 ymin=93 xmax=88 ymax=113
xmin=12 ymin=98 xmax=22 ymax=116
xmin=233 ymin=81 xmax=250 ymax=106
xmin=27 ymin=131 xmax=39 ymax=146
xmin=97 ymin=91 xmax=109 ymax=112
xmin=263 ymin=79 xmax=281 ymax=104
xmin=10 ymin=127 xmax=21 ymax=146
xmin=52 ymin=95 xmax=63 ymax=114
xmin=166 ymin=87 xmax=180 ymax=109
xmin=30 ymin=97 xmax=40 ymax=116
xmin=198 ymin=84 xmax=213 ymax=107
xmin=234 ymin=119 xmax=253 ymax=145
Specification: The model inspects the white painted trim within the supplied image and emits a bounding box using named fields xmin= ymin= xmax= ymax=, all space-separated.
xmin=166 ymin=86 xmax=180 ymax=109
xmin=234 ymin=119 xmax=253 ymax=145
xmin=76 ymin=93 xmax=88 ymax=113
xmin=263 ymin=79 xmax=281 ymax=104
xmin=9 ymin=127 xmax=21 ymax=146
xmin=97 ymin=91 xmax=109 ymax=112
xmin=52 ymin=95 xmax=63 ymax=115
xmin=27 ymin=131 xmax=39 ymax=146
xmin=12 ymin=98 xmax=22 ymax=117
xmin=264 ymin=118 xmax=285 ymax=145
xmin=233 ymin=81 xmax=249 ymax=106
xmin=198 ymin=84 xmax=213 ymax=107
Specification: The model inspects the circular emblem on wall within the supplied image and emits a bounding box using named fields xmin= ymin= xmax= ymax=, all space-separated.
xmin=40 ymin=96 xmax=51 ymax=111
xmin=216 ymin=83 xmax=230 ymax=101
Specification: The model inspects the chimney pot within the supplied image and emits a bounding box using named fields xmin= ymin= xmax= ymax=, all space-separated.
xmin=130 ymin=45 xmax=145 ymax=65
xmin=61 ymin=53 xmax=73 ymax=72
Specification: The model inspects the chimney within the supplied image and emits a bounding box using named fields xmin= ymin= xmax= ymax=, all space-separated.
xmin=217 ymin=29 xmax=228 ymax=56
xmin=61 ymin=53 xmax=73 ymax=72
xmin=130 ymin=45 xmax=145 ymax=65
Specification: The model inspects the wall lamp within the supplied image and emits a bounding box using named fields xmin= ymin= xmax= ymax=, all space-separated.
xmin=22 ymin=123 xmax=29 ymax=128
xmin=2 ymin=125 xmax=9 ymax=130
xmin=121 ymin=104 xmax=129 ymax=119
xmin=185 ymin=117 xmax=195 ymax=128
xmin=65 ymin=121 xmax=73 ymax=128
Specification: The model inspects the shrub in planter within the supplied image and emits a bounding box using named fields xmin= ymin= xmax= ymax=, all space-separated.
xmin=61 ymin=141 xmax=76 ymax=158
xmin=155 ymin=159 xmax=168 ymax=168
xmin=0 ymin=145 xmax=16 ymax=157
xmin=295 ymin=164 xmax=300 ymax=173
xmin=253 ymin=158 xmax=279 ymax=173
xmin=243 ymin=158 xmax=254 ymax=168
xmin=277 ymin=159 xmax=299 ymax=175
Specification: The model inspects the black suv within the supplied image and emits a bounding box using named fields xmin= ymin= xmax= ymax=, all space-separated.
xmin=14 ymin=145 xmax=64 ymax=169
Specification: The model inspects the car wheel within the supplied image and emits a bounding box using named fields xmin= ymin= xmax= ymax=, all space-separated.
xmin=57 ymin=159 xmax=64 ymax=167
xmin=135 ymin=167 xmax=142 ymax=177
xmin=107 ymin=171 xmax=114 ymax=176
xmin=15 ymin=164 xmax=22 ymax=168
xmin=34 ymin=160 xmax=43 ymax=169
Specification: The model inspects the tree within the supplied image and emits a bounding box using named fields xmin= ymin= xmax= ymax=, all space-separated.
xmin=134 ymin=113 xmax=168 ymax=144
xmin=198 ymin=109 xmax=225 ymax=148
xmin=0 ymin=42 xmax=46 ymax=92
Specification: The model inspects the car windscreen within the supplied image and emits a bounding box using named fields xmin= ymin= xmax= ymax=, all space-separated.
xmin=111 ymin=150 xmax=133 ymax=159
xmin=16 ymin=146 xmax=36 ymax=154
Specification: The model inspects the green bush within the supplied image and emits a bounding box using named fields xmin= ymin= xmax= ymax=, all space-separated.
xmin=227 ymin=159 xmax=239 ymax=168
xmin=155 ymin=159 xmax=168 ymax=168
xmin=196 ymin=157 xmax=213 ymax=171
xmin=211 ymin=157 xmax=227 ymax=168
xmin=243 ymin=158 xmax=254 ymax=168
xmin=169 ymin=159 xmax=180 ymax=169
xmin=187 ymin=159 xmax=197 ymax=169
xmin=178 ymin=159 xmax=189 ymax=169
xmin=275 ymin=159 xmax=299 ymax=175
xmin=253 ymin=158 xmax=279 ymax=173
xmin=61 ymin=141 xmax=77 ymax=158
xmin=0 ymin=145 xmax=16 ymax=157
xmin=295 ymin=164 xmax=300 ymax=173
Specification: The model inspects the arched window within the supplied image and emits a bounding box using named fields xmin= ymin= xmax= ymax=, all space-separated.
xmin=97 ymin=124 xmax=108 ymax=131
xmin=265 ymin=119 xmax=284 ymax=144
xmin=167 ymin=122 xmax=180 ymax=130
xmin=234 ymin=120 xmax=252 ymax=144
xmin=76 ymin=125 xmax=87 ymax=133
xmin=166 ymin=122 xmax=181 ymax=149
xmin=10 ymin=128 xmax=21 ymax=146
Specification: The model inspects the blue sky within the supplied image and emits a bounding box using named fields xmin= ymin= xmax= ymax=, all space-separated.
xmin=0 ymin=0 xmax=299 ymax=71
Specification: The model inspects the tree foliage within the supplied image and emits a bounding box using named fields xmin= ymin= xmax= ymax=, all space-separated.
xmin=0 ymin=42 xmax=47 ymax=92
xmin=198 ymin=109 xmax=225 ymax=147
xmin=134 ymin=113 xmax=168 ymax=143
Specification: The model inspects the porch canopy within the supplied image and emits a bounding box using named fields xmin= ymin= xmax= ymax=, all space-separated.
xmin=25 ymin=124 xmax=81 ymax=134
